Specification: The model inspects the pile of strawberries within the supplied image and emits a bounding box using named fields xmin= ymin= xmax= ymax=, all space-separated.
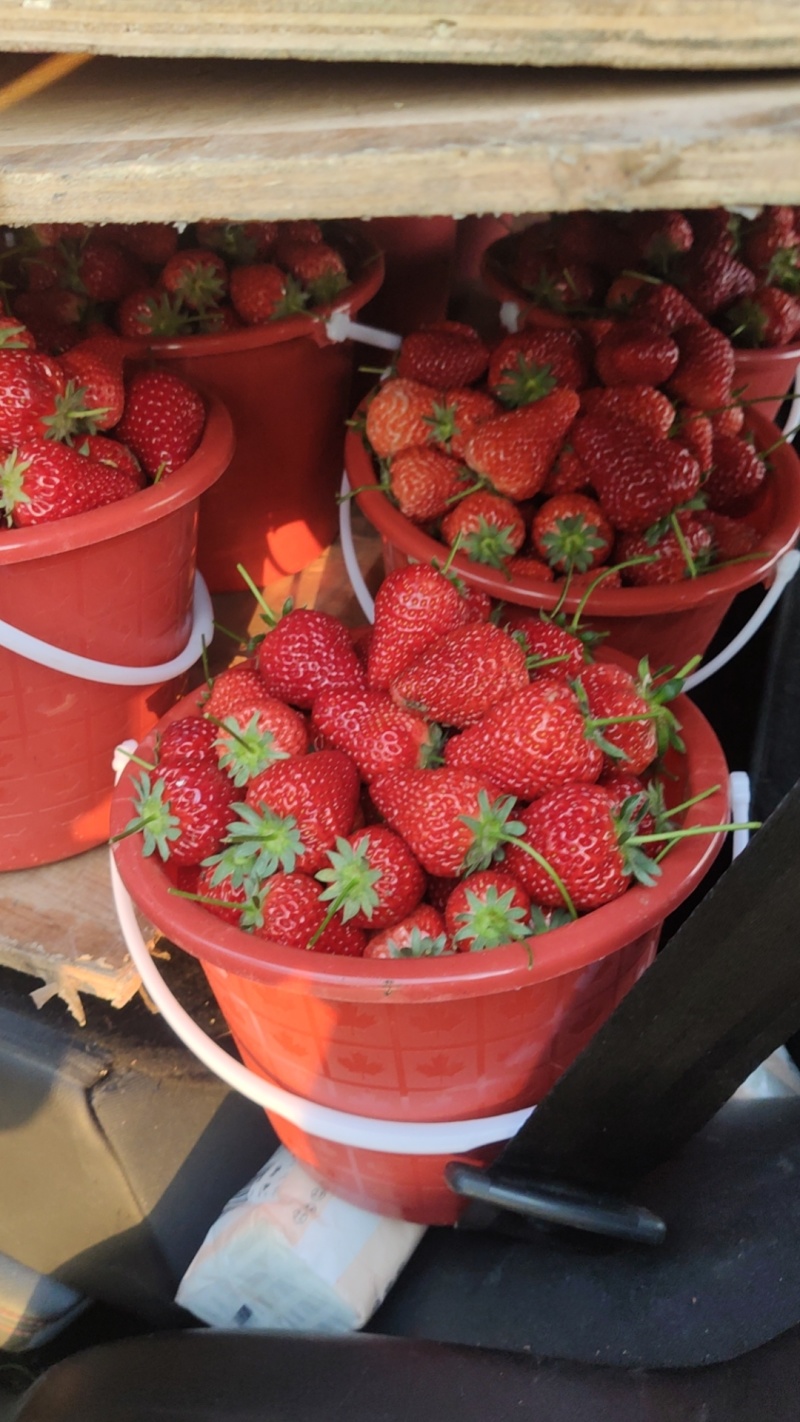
xmin=489 ymin=206 xmax=800 ymax=350
xmin=118 ymin=559 xmax=721 ymax=961
xmin=0 ymin=320 xmax=206 ymax=527
xmin=0 ymin=219 xmax=357 ymax=354
xmin=355 ymin=297 xmax=773 ymax=587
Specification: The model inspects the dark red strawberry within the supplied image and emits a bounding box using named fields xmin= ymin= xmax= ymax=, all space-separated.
xmin=616 ymin=513 xmax=713 ymax=585
xmin=724 ymin=287 xmax=800 ymax=348
xmin=0 ymin=439 xmax=133 ymax=526
xmin=257 ymin=607 xmax=366 ymax=708
xmin=580 ymin=384 xmax=675 ymax=438
xmin=703 ymin=433 xmax=767 ymax=515
xmin=677 ymin=244 xmax=757 ymax=317
xmin=114 ymin=370 xmax=205 ymax=477
xmin=0 ymin=317 xmax=36 ymax=351
xmin=363 ymin=905 xmax=451 ymax=958
xmin=390 ymin=621 xmax=530 ymax=729
xmin=311 ymin=686 xmax=439 ymax=782
xmin=741 ymin=206 xmax=797 ymax=277
xmin=365 ymin=377 xmax=441 ymax=459
xmin=158 ymin=716 xmax=218 ymax=767
xmin=195 ymin=220 xmax=278 ymax=262
xmin=315 ymin=824 xmax=425 ymax=930
xmin=245 ymin=749 xmax=360 ymax=874
xmin=440 ymin=490 xmax=526 ymax=568
xmin=64 ymin=239 xmax=145 ymax=303
xmin=396 ymin=321 xmax=489 ymax=387
xmin=487 ymin=327 xmax=591 ymax=405
xmin=75 ymin=434 xmax=145 ymax=490
xmin=622 ymin=210 xmax=694 ymax=269
xmin=115 ymin=288 xmax=194 ymax=340
xmin=572 ymin=413 xmax=701 ymax=532
xmin=161 ymin=248 xmax=228 ymax=310
xmin=280 ymin=240 xmax=348 ymax=304
xmin=632 ymin=281 xmax=707 ymax=334
xmin=594 ymin=320 xmax=679 ymax=387
xmin=541 ymin=444 xmax=591 ymax=495
xmin=229 ymin=264 xmax=305 ymax=324
xmin=698 ymin=510 xmax=760 ymax=561
xmin=444 ymin=869 xmax=532 ymax=953
xmin=675 ymin=408 xmax=713 ymax=472
xmin=108 ymin=222 xmax=180 ymax=267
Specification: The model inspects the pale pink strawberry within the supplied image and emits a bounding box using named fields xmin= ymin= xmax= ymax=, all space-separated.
xmin=365 ymin=377 xmax=441 ymax=459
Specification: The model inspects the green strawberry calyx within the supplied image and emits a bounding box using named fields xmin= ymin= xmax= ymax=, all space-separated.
xmin=212 ymin=712 xmax=290 ymax=787
xmin=539 ymin=513 xmax=608 ymax=575
xmin=459 ymin=791 xmax=579 ymax=921
xmin=315 ymin=836 xmax=382 ymax=925
xmin=118 ymin=770 xmax=181 ymax=861
xmin=457 ymin=514 xmax=522 ymax=571
xmin=41 ymin=379 xmax=112 ymax=442
xmin=0 ymin=450 xmax=32 ymax=524
xmin=495 ymin=354 xmax=557 ymax=408
xmin=453 ymin=884 xmax=531 ymax=953
xmin=385 ymin=926 xmax=450 ymax=958
xmin=219 ymin=801 xmax=307 ymax=882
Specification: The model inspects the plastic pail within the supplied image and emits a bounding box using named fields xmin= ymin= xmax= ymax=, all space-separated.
xmin=0 ymin=398 xmax=234 ymax=870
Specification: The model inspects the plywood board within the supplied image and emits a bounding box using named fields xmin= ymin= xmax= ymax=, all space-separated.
xmin=1 ymin=56 xmax=799 ymax=224
xmin=1 ymin=2 xmax=799 ymax=69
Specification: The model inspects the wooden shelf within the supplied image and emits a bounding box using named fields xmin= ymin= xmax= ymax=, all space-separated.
xmin=2 ymin=54 xmax=800 ymax=224
xmin=1 ymin=2 xmax=799 ymax=70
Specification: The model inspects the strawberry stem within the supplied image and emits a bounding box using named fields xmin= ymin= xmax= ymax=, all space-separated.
xmin=633 ymin=820 xmax=760 ymax=846
xmin=236 ymin=563 xmax=278 ymax=627
xmin=670 ymin=512 xmax=697 ymax=579
xmin=506 ymin=839 xmax=579 ymax=920
xmin=568 ymin=555 xmax=657 ymax=630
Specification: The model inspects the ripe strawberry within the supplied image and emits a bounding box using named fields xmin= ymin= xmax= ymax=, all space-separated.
xmin=390 ymin=621 xmax=530 ymax=729
xmin=531 ymin=493 xmax=613 ymax=573
xmin=75 ymin=434 xmax=145 ymax=491
xmin=115 ymin=288 xmax=194 ymax=340
xmin=674 ymin=408 xmax=713 ymax=472
xmin=21 ymin=245 xmax=64 ymax=293
xmin=510 ymin=248 xmax=598 ymax=309
xmin=158 ymin=715 xmax=219 ymax=767
xmin=462 ymin=387 xmax=580 ymax=500
xmin=367 ymin=562 xmax=486 ymax=691
xmin=578 ymin=660 xmax=670 ymax=774
xmin=0 ymin=350 xmax=63 ymax=445
xmin=440 ymin=490 xmax=526 ymax=568
xmin=213 ymin=698 xmax=309 ymax=786
xmin=487 ymin=327 xmax=590 ymax=405
xmin=580 ymin=385 xmax=675 ymax=439
xmin=676 ymin=244 xmax=756 ymax=316
xmin=193 ymin=863 xmax=250 ymax=927
xmin=160 ymin=248 xmax=228 ymax=310
xmin=369 ymin=769 xmax=507 ymax=878
xmin=541 ymin=444 xmax=591 ymax=495
xmin=229 ymin=264 xmax=305 ymax=324
xmin=363 ymin=904 xmax=451 ymax=958
xmin=709 ymin=403 xmax=744 ymax=438
xmin=572 ymin=413 xmax=701 ymax=532
xmin=430 ymin=387 xmax=498 ymax=459
xmin=107 ymin=222 xmax=180 ymax=267
xmin=396 ymin=321 xmax=489 ymax=388
xmin=388 ymin=444 xmax=467 ymax=522
xmin=741 ymin=206 xmax=797 ymax=277
xmin=504 ymin=784 xmax=633 ymax=910
xmin=598 ymin=770 xmax=657 ymax=836
xmin=196 ymin=219 xmax=278 ymax=262
xmin=0 ymin=318 xmax=35 ymax=351
xmin=622 ymin=209 xmax=694 ymax=269
xmin=257 ymin=607 xmax=366 ymax=708
xmin=445 ymin=869 xmax=532 ymax=953
xmin=704 ymin=433 xmax=767 ymax=515
xmin=114 ymin=370 xmax=205 ymax=478
xmin=698 ymin=510 xmax=760 ymax=561
xmin=632 ymin=281 xmax=707 ymax=334
xmin=252 ymin=871 xmax=366 ymax=956
xmin=121 ymin=762 xmax=236 ymax=866
xmin=274 ymin=219 xmax=324 ymax=251
xmin=443 ymin=677 xmax=603 ymax=801
xmin=311 ymin=686 xmax=439 ymax=781
xmin=364 ymin=377 xmax=441 ymax=459
xmin=616 ymin=513 xmax=713 ymax=585
xmin=205 ymin=663 xmax=271 ymax=719
xmin=504 ymin=554 xmax=557 ymax=581
xmin=594 ymin=320 xmax=679 ymax=387
xmin=724 ymin=287 xmax=800 ymax=348
xmin=279 ymin=241 xmax=349 ymax=303
xmin=496 ymin=609 xmax=588 ymax=678
xmin=59 ymin=340 xmax=126 ymax=430
xmin=244 ymin=749 xmax=360 ymax=874
xmin=0 ymin=439 xmax=133 ymax=526
xmin=316 ymin=824 xmax=425 ymax=929
xmin=685 ymin=207 xmax=741 ymax=257
xmin=64 ymin=239 xmax=144 ymax=303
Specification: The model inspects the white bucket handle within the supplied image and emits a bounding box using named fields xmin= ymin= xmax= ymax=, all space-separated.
xmin=0 ymin=572 xmax=214 ymax=685
xmin=108 ymin=847 xmax=534 ymax=1156
xmin=325 ymin=310 xmax=402 ymax=353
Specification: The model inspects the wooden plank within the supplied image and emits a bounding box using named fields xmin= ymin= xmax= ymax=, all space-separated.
xmin=1 ymin=2 xmax=800 ymax=70
xmin=1 ymin=55 xmax=800 ymax=224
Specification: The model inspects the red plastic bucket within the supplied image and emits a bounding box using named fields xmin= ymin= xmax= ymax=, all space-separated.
xmin=110 ymin=678 xmax=728 ymax=1223
xmin=136 ymin=224 xmax=384 ymax=592
xmin=355 ymin=218 xmax=457 ymax=335
xmin=0 ymin=398 xmax=234 ymax=871
xmin=733 ymin=344 xmax=800 ymax=423
xmin=344 ymin=407 xmax=800 ymax=670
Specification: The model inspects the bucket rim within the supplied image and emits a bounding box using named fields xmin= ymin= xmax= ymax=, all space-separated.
xmin=110 ymin=672 xmax=729 ymax=1003
xmin=0 ymin=396 xmax=235 ymax=565
xmin=344 ymin=406 xmax=800 ymax=616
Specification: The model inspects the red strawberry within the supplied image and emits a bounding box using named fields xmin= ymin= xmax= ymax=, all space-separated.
xmin=686 ymin=208 xmax=740 ymax=257
xmin=741 ymin=206 xmax=797 ymax=277
xmin=699 ymin=510 xmax=760 ymax=561
xmin=75 ymin=434 xmax=145 ymax=491
xmin=0 ymin=350 xmax=64 ymax=445
xmin=676 ymin=244 xmax=756 ymax=317
xmin=0 ymin=317 xmax=36 ymax=351
xmin=257 ymin=607 xmax=366 ymax=708
xmin=616 ymin=513 xmax=713 ymax=585
xmin=158 ymin=716 xmax=219 ymax=767
xmin=21 ymin=244 xmax=64 ymax=292
xmin=65 ymin=239 xmax=144 ymax=303
xmin=363 ymin=905 xmax=451 ymax=958
xmin=315 ymin=824 xmax=425 ymax=930
xmin=59 ymin=340 xmax=126 ymax=431
xmin=396 ymin=321 xmax=489 ymax=387
xmin=510 ymin=248 xmax=598 ymax=309
xmin=193 ymin=863 xmax=250 ymax=927
xmin=577 ymin=661 xmax=664 ymax=774
xmin=598 ymin=770 xmax=657 ymax=835
xmin=311 ymin=686 xmax=439 ymax=781
xmin=487 ymin=327 xmax=590 ymax=405
xmin=229 ymin=264 xmax=304 ymax=325
xmin=116 ymin=287 xmax=194 ymax=340
xmin=704 ymin=433 xmax=767 ymax=515
xmin=504 ymin=784 xmax=633 ymax=911
xmin=444 ymin=869 xmax=532 ymax=953
xmin=462 ymin=387 xmax=580 ymax=500
xmin=594 ymin=320 xmax=679 ymax=387
xmin=252 ymin=871 xmax=366 ymax=956
xmin=196 ymin=220 xmax=278 ymax=260
xmin=390 ymin=621 xmax=530 ymax=729
xmin=364 ymin=377 xmax=441 ymax=459
xmin=121 ymin=762 xmax=236 ymax=866
xmin=160 ymin=248 xmax=228 ymax=310
xmin=709 ymin=403 xmax=744 ymax=438
xmin=503 ymin=554 xmax=556 ymax=582
xmin=622 ymin=210 xmax=694 ymax=269
xmin=277 ymin=240 xmax=348 ymax=304
xmin=675 ymin=408 xmax=713 ymax=472
xmin=213 ymin=696 xmax=309 ymax=786
xmin=431 ymin=387 xmax=498 ymax=459
xmin=388 ymin=444 xmax=467 ymax=522
xmin=632 ymin=281 xmax=707 ymax=334
xmin=367 ymin=563 xmax=486 ymax=691
xmin=541 ymin=444 xmax=591 ymax=495
xmin=274 ymin=219 xmax=324 ymax=251
xmin=0 ymin=439 xmax=133 ymax=526
xmin=108 ymin=222 xmax=180 ymax=267
xmin=115 ymin=370 xmax=205 ymax=477
xmin=497 ymin=609 xmax=588 ymax=678
xmin=204 ymin=663 xmax=268 ymax=720
xmin=443 ymin=677 xmax=603 ymax=801
xmin=440 ymin=490 xmax=526 ymax=567
xmin=245 ymin=749 xmax=360 ymax=874
xmin=369 ymin=768 xmax=506 ymax=878
xmin=572 ymin=413 xmax=701 ymax=532
xmin=531 ymin=493 xmax=613 ymax=573
xmin=724 ymin=287 xmax=800 ymax=348
xmin=580 ymin=385 xmax=675 ymax=439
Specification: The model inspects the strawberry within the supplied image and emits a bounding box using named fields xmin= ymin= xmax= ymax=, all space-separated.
xmin=676 ymin=244 xmax=756 ymax=316
xmin=622 ymin=209 xmax=694 ymax=269
xmin=0 ymin=350 xmax=64 ymax=445
xmin=160 ymin=248 xmax=228 ymax=310
xmin=158 ymin=716 xmax=219 ymax=767
xmin=115 ymin=288 xmax=194 ymax=340
xmin=252 ymin=871 xmax=366 ymax=956
xmin=388 ymin=444 xmax=467 ymax=522
xmin=504 ymin=783 xmax=635 ymax=910
xmin=594 ymin=320 xmax=679 ymax=387
xmin=616 ymin=513 xmax=713 ymax=585
xmin=462 ymin=387 xmax=580 ymax=500
xmin=279 ymin=241 xmax=349 ymax=304
xmin=572 ymin=413 xmax=701 ymax=532
xmin=256 ymin=607 xmax=366 ymax=708
xmin=709 ymin=403 xmax=744 ymax=438
xmin=114 ymin=370 xmax=205 ymax=478
xmin=598 ymin=770 xmax=658 ymax=835
xmin=390 ymin=621 xmax=530 ymax=729
xmin=631 ymin=281 xmax=706 ymax=334
xmin=367 ymin=562 xmax=486 ymax=691
xmin=440 ymin=490 xmax=526 ymax=567
xmin=59 ymin=339 xmax=126 ymax=431
xmin=316 ymin=824 xmax=425 ymax=929
xmin=75 ymin=434 xmax=145 ymax=491
xmin=724 ymin=287 xmax=800 ymax=348
xmin=510 ymin=248 xmax=598 ymax=309
xmin=363 ymin=904 xmax=451 ymax=958
xmin=195 ymin=220 xmax=278 ymax=262
xmin=369 ymin=769 xmax=508 ymax=878
xmin=487 ymin=327 xmax=590 ymax=405
xmin=244 ymin=749 xmax=360 ymax=874
xmin=121 ymin=762 xmax=236 ymax=866
xmin=686 ymin=207 xmax=740 ymax=257
xmin=577 ymin=659 xmax=679 ymax=774
xmin=430 ymin=387 xmax=498 ymax=459
xmin=541 ymin=444 xmax=591 ymax=495
xmin=193 ymin=862 xmax=250 ymax=927
xmin=741 ymin=206 xmax=797 ymax=277
xmin=503 ymin=554 xmax=556 ymax=582
xmin=0 ymin=317 xmax=36 ymax=351
xmin=0 ymin=439 xmax=133 ymax=526
xmin=274 ymin=219 xmax=324 ymax=251
xmin=675 ymin=408 xmax=713 ymax=473
xmin=364 ymin=377 xmax=441 ymax=459
xmin=531 ymin=493 xmax=613 ymax=573
xmin=443 ymin=677 xmax=603 ymax=801
xmin=229 ymin=264 xmax=305 ymax=324
xmin=21 ymin=245 xmax=64 ymax=293
xmin=396 ymin=321 xmax=489 ymax=388
xmin=213 ymin=699 xmax=309 ymax=786
xmin=204 ymin=663 xmax=271 ymax=719
xmin=703 ymin=433 xmax=767 ymax=515
xmin=496 ymin=609 xmax=588 ymax=678
xmin=444 ymin=869 xmax=532 ymax=953
xmin=63 ymin=239 xmax=144 ymax=303
xmin=311 ymin=686 xmax=439 ymax=781
xmin=580 ymin=385 xmax=675 ymax=438
xmin=107 ymin=222 xmax=180 ymax=267
xmin=698 ymin=510 xmax=760 ymax=560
